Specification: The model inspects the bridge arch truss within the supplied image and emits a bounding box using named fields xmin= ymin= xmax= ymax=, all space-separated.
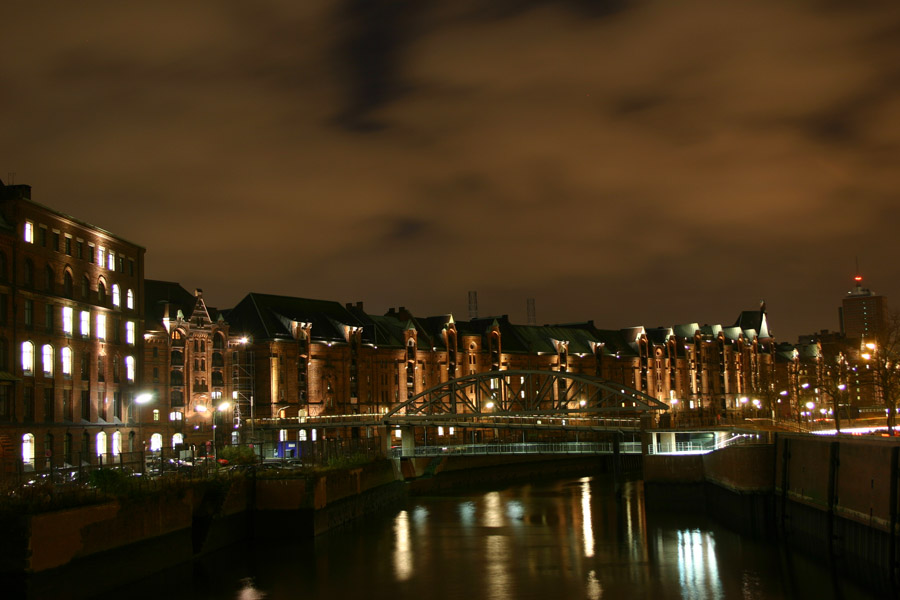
xmin=384 ymin=370 xmax=668 ymax=421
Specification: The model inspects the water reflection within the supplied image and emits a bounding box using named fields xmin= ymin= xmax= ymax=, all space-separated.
xmin=101 ymin=474 xmax=883 ymax=600
xmin=581 ymin=480 xmax=595 ymax=558
xmin=676 ymin=530 xmax=723 ymax=600
xmin=393 ymin=509 xmax=413 ymax=582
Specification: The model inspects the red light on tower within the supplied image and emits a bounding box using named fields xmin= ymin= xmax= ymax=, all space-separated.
xmin=854 ymin=275 xmax=863 ymax=282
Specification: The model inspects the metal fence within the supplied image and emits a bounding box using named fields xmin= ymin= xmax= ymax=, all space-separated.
xmin=389 ymin=441 xmax=643 ymax=458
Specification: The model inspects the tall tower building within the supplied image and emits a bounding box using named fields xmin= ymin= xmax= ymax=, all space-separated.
xmin=840 ymin=275 xmax=886 ymax=341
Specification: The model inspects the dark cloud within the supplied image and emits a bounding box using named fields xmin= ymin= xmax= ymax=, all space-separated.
xmin=2 ymin=0 xmax=900 ymax=341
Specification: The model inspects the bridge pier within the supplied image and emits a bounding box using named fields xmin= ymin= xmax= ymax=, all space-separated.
xmin=401 ymin=427 xmax=416 ymax=458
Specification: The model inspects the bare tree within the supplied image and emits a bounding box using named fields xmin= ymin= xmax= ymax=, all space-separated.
xmin=818 ymin=345 xmax=853 ymax=434
xmin=864 ymin=310 xmax=900 ymax=435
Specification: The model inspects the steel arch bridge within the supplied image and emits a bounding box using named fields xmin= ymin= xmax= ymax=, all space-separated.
xmin=383 ymin=370 xmax=668 ymax=422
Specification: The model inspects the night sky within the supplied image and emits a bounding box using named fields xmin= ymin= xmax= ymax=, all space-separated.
xmin=3 ymin=0 xmax=900 ymax=341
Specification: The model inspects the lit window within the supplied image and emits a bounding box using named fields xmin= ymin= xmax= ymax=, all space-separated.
xmin=97 ymin=314 xmax=106 ymax=340
xmin=42 ymin=344 xmax=53 ymax=376
xmin=152 ymin=409 xmax=160 ymax=421
xmin=24 ymin=221 xmax=34 ymax=243
xmin=80 ymin=311 xmax=90 ymax=337
xmin=438 ymin=426 xmax=444 ymax=436
xmin=126 ymin=321 xmax=135 ymax=345
xmin=97 ymin=246 xmax=105 ymax=267
xmin=61 ymin=347 xmax=72 ymax=375
xmin=107 ymin=250 xmax=115 ymax=271
xmin=172 ymin=433 xmax=184 ymax=448
xmin=394 ymin=429 xmax=402 ymax=439
xmin=22 ymin=433 xmax=35 ymax=464
xmin=111 ymin=284 xmax=120 ymax=307
xmin=169 ymin=411 xmax=183 ymax=421
xmin=96 ymin=431 xmax=107 ymax=457
xmin=126 ymin=289 xmax=134 ymax=309
xmin=21 ymin=341 xmax=34 ymax=375
xmin=149 ymin=433 xmax=162 ymax=451
xmin=111 ymin=431 xmax=122 ymax=457
xmin=125 ymin=356 xmax=135 ymax=382
xmin=312 ymin=429 xmax=317 ymax=442
xmin=62 ymin=306 xmax=74 ymax=335
xmin=279 ymin=429 xmax=287 ymax=442
xmin=299 ymin=430 xmax=308 ymax=441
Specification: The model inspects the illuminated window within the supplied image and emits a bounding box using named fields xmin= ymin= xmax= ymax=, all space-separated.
xmin=111 ymin=431 xmax=122 ymax=456
xmin=169 ymin=411 xmax=183 ymax=421
xmin=80 ymin=311 xmax=90 ymax=337
xmin=126 ymin=289 xmax=134 ymax=309
xmin=62 ymin=306 xmax=74 ymax=335
xmin=311 ymin=429 xmax=317 ymax=442
xmin=24 ymin=221 xmax=34 ymax=243
xmin=96 ymin=314 xmax=106 ymax=341
xmin=149 ymin=433 xmax=162 ymax=452
xmin=21 ymin=341 xmax=34 ymax=375
xmin=22 ymin=433 xmax=35 ymax=464
xmin=279 ymin=429 xmax=288 ymax=442
xmin=107 ymin=250 xmax=115 ymax=271
xmin=394 ymin=429 xmax=402 ymax=439
xmin=438 ymin=426 xmax=444 ymax=436
xmin=152 ymin=409 xmax=160 ymax=421
xmin=125 ymin=356 xmax=135 ymax=382
xmin=299 ymin=430 xmax=308 ymax=441
xmin=126 ymin=321 xmax=135 ymax=345
xmin=172 ymin=433 xmax=184 ymax=448
xmin=96 ymin=431 xmax=107 ymax=457
xmin=97 ymin=246 xmax=105 ymax=267
xmin=61 ymin=347 xmax=72 ymax=376
xmin=111 ymin=284 xmax=120 ymax=307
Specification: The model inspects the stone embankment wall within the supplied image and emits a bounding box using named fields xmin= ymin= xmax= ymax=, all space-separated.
xmin=3 ymin=460 xmax=404 ymax=598
xmin=644 ymin=436 xmax=900 ymax=593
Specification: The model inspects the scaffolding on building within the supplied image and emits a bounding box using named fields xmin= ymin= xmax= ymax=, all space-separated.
xmin=232 ymin=345 xmax=256 ymax=442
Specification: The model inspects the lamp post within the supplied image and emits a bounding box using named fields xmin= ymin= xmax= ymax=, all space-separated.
xmin=134 ymin=392 xmax=154 ymax=473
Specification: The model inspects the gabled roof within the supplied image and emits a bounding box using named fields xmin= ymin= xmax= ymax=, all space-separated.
xmin=144 ymin=280 xmax=198 ymax=330
xmin=226 ymin=292 xmax=369 ymax=344
xmin=734 ymin=310 xmax=772 ymax=339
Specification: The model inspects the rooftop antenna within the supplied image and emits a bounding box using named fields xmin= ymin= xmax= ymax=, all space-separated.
xmin=468 ymin=291 xmax=478 ymax=319
xmin=526 ymin=298 xmax=536 ymax=325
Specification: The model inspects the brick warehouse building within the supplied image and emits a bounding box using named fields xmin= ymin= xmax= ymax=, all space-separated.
xmin=3 ymin=181 xmax=858 ymax=469
xmin=0 ymin=181 xmax=144 ymax=474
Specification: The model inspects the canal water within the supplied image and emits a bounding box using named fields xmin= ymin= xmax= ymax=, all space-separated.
xmin=99 ymin=475 xmax=881 ymax=600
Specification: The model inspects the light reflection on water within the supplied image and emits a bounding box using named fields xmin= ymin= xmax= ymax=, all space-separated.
xmin=101 ymin=474 xmax=883 ymax=600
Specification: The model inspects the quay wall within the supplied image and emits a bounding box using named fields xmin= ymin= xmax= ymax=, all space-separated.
xmin=644 ymin=436 xmax=900 ymax=593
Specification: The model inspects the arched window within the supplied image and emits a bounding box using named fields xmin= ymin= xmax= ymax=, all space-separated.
xmin=81 ymin=275 xmax=90 ymax=299
xmin=170 ymin=370 xmax=184 ymax=386
xmin=97 ymin=280 xmax=107 ymax=305
xmin=172 ymin=433 xmax=184 ymax=448
xmin=126 ymin=289 xmax=134 ymax=310
xmin=44 ymin=265 xmax=54 ymax=293
xmin=299 ymin=430 xmax=308 ymax=442
xmin=125 ymin=356 xmax=135 ymax=382
xmin=149 ymin=433 xmax=162 ymax=452
xmin=172 ymin=330 xmax=185 ymax=347
xmin=214 ymin=332 xmax=225 ymax=349
xmin=171 ymin=350 xmax=184 ymax=365
xmin=96 ymin=431 xmax=107 ymax=457
xmin=111 ymin=284 xmax=120 ymax=307
xmin=22 ymin=433 xmax=35 ymax=465
xmin=42 ymin=344 xmax=53 ymax=376
xmin=61 ymin=347 xmax=72 ymax=376
xmin=21 ymin=341 xmax=34 ymax=375
xmin=211 ymin=371 xmax=224 ymax=387
xmin=111 ymin=431 xmax=122 ymax=456
xmin=64 ymin=270 xmax=74 ymax=298
xmin=23 ymin=259 xmax=33 ymax=288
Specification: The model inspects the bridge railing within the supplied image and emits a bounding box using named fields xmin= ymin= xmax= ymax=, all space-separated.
xmin=389 ymin=441 xmax=643 ymax=458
